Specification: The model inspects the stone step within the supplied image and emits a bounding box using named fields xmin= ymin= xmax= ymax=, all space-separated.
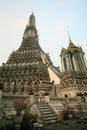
xmin=45 ymin=116 xmax=58 ymax=121
xmin=44 ymin=119 xmax=57 ymax=124
xmin=38 ymin=110 xmax=54 ymax=114
xmin=44 ymin=113 xmax=56 ymax=117
xmin=36 ymin=104 xmax=48 ymax=107
xmin=37 ymin=103 xmax=58 ymax=124
xmin=37 ymin=107 xmax=52 ymax=111
xmin=37 ymin=106 xmax=50 ymax=109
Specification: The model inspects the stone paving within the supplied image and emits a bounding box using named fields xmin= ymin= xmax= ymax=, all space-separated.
xmin=44 ymin=119 xmax=87 ymax=130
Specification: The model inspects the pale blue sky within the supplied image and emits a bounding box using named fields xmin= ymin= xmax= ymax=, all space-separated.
xmin=0 ymin=0 xmax=87 ymax=67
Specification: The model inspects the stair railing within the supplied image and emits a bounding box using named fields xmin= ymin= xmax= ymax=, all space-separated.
xmin=48 ymin=103 xmax=59 ymax=117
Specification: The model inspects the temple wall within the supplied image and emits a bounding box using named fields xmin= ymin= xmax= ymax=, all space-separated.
xmin=48 ymin=66 xmax=60 ymax=85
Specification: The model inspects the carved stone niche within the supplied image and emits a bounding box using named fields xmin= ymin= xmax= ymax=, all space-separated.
xmin=16 ymin=80 xmax=24 ymax=95
xmin=9 ymin=81 xmax=15 ymax=94
xmin=3 ymin=81 xmax=10 ymax=93
xmin=24 ymin=80 xmax=30 ymax=94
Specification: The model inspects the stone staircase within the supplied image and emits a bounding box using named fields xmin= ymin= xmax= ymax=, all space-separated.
xmin=36 ymin=103 xmax=58 ymax=124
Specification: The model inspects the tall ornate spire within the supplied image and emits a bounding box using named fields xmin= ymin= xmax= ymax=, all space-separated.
xmin=29 ymin=12 xmax=36 ymax=27
xmin=23 ymin=12 xmax=38 ymax=39
xmin=68 ymin=31 xmax=76 ymax=49
xmin=68 ymin=31 xmax=72 ymax=44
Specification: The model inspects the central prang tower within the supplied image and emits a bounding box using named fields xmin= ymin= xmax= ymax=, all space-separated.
xmin=0 ymin=13 xmax=60 ymax=97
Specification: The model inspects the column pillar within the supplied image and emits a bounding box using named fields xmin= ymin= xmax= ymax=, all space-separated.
xmin=66 ymin=54 xmax=70 ymax=71
xmin=79 ymin=52 xmax=86 ymax=70
xmin=72 ymin=53 xmax=78 ymax=71
xmin=68 ymin=53 xmax=74 ymax=71
xmin=61 ymin=56 xmax=65 ymax=72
